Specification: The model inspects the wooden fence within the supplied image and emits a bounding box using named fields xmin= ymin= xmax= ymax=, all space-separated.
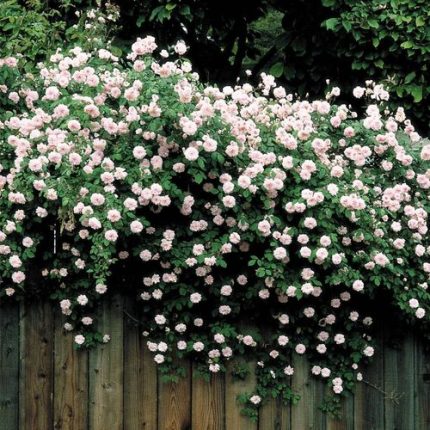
xmin=0 ymin=295 xmax=429 ymax=430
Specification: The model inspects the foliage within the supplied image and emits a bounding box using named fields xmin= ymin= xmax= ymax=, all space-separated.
xmin=3 ymin=0 xmax=429 ymax=135
xmin=269 ymin=0 xmax=430 ymax=133
xmin=0 ymin=0 xmax=118 ymax=72
xmin=90 ymin=0 xmax=430 ymax=133
xmin=110 ymin=0 xmax=272 ymax=83
xmin=0 ymin=0 xmax=65 ymax=70
xmin=104 ymin=0 xmax=430 ymax=133
xmin=1 ymin=30 xmax=430 ymax=419
xmin=243 ymin=9 xmax=284 ymax=73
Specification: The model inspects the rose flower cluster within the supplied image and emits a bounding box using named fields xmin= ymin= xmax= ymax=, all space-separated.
xmin=1 ymin=35 xmax=429 ymax=416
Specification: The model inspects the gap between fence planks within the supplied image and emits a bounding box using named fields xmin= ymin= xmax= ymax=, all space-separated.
xmin=1 ymin=300 xmax=430 ymax=429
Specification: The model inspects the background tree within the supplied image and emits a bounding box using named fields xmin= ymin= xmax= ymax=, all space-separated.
xmin=112 ymin=0 xmax=429 ymax=133
xmin=1 ymin=0 xmax=429 ymax=133
xmin=268 ymin=0 xmax=430 ymax=133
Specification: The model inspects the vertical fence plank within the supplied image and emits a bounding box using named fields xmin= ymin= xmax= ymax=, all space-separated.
xmin=192 ymin=367 xmax=225 ymax=430
xmin=290 ymin=357 xmax=328 ymax=429
xmin=258 ymin=396 xmax=291 ymax=430
xmin=89 ymin=295 xmax=124 ymax=430
xmin=258 ymin=333 xmax=291 ymax=430
xmin=53 ymin=312 xmax=88 ymax=430
xmin=0 ymin=303 xmax=20 ymax=430
xmin=416 ymin=334 xmax=430 ymax=430
xmin=140 ymin=348 xmax=159 ymax=429
xmin=354 ymin=332 xmax=384 ymax=430
xmin=326 ymin=393 xmax=354 ymax=430
xmin=124 ymin=298 xmax=158 ymax=430
xmin=291 ymin=356 xmax=314 ymax=429
xmin=313 ymin=378 xmax=327 ymax=430
xmin=258 ymin=397 xmax=276 ymax=430
xmin=383 ymin=333 xmax=415 ymax=430
xmin=158 ymin=360 xmax=191 ymax=430
xmin=20 ymin=300 xmax=54 ymax=430
xmin=225 ymin=360 xmax=257 ymax=430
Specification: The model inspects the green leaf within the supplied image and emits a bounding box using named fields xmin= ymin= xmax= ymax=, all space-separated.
xmin=324 ymin=18 xmax=339 ymax=31
xmin=416 ymin=16 xmax=425 ymax=27
xmin=321 ymin=0 xmax=336 ymax=6
xmin=111 ymin=46 xmax=122 ymax=57
xmin=165 ymin=3 xmax=177 ymax=11
xmin=374 ymin=59 xmax=384 ymax=68
xmin=342 ymin=21 xmax=352 ymax=32
xmin=410 ymin=85 xmax=423 ymax=103
xmin=269 ymin=62 xmax=284 ymax=78
xmin=136 ymin=15 xmax=146 ymax=27
xmin=180 ymin=5 xmax=191 ymax=16
xmin=197 ymin=158 xmax=205 ymax=169
xmin=400 ymin=41 xmax=413 ymax=49
xmin=194 ymin=173 xmax=204 ymax=184
xmin=404 ymin=71 xmax=416 ymax=84
xmin=368 ymin=19 xmax=379 ymax=29
xmin=149 ymin=6 xmax=165 ymax=21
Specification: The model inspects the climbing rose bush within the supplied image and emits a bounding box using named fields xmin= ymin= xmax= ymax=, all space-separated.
xmin=1 ymin=36 xmax=430 ymax=416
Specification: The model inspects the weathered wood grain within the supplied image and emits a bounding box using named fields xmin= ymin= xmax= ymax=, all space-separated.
xmin=258 ymin=395 xmax=291 ymax=430
xmin=225 ymin=360 xmax=257 ymax=430
xmin=191 ymin=366 xmax=225 ymax=430
xmin=124 ymin=298 xmax=158 ymax=430
xmin=258 ymin=328 xmax=291 ymax=430
xmin=383 ymin=332 xmax=415 ymax=430
xmin=89 ymin=295 xmax=124 ymax=430
xmin=291 ymin=355 xmax=314 ymax=430
xmin=158 ymin=359 xmax=192 ymax=430
xmin=415 ymin=336 xmax=430 ymax=430
xmin=354 ymin=332 xmax=384 ymax=430
xmin=326 ymin=393 xmax=354 ymax=430
xmin=53 ymin=311 xmax=88 ymax=430
xmin=0 ymin=299 xmax=428 ymax=429
xmin=0 ymin=303 xmax=20 ymax=430
xmin=20 ymin=300 xmax=54 ymax=430
xmin=313 ymin=378 xmax=327 ymax=430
